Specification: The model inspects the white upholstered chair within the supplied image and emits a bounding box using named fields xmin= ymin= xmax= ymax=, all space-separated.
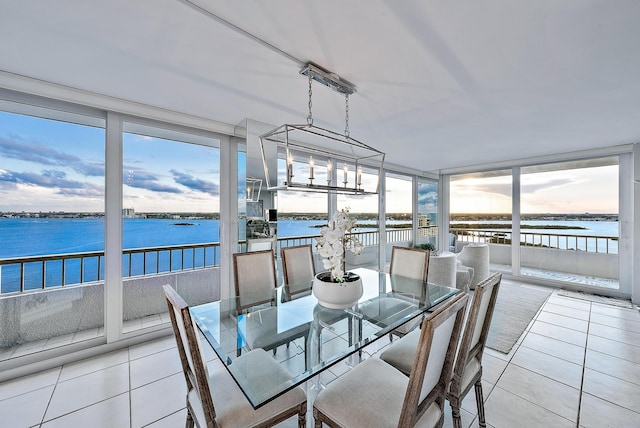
xmin=247 ymin=236 xmax=277 ymax=253
xmin=313 ymin=291 xmax=468 ymax=428
xmin=281 ymin=244 xmax=355 ymax=360
xmin=390 ymin=246 xmax=430 ymax=282
xmin=163 ymin=285 xmax=307 ymax=428
xmin=233 ymin=250 xmax=309 ymax=356
xmin=457 ymin=243 xmax=490 ymax=289
xmin=388 ymin=246 xmax=430 ymax=338
xmin=380 ymin=273 xmax=502 ymax=428
xmin=428 ymin=251 xmax=475 ymax=292
xmin=447 ymin=272 xmax=501 ymax=428
xmin=233 ymin=249 xmax=278 ymax=312
xmin=281 ymin=244 xmax=316 ymax=300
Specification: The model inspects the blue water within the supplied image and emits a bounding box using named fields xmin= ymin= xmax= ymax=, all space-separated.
xmin=0 ymin=218 xmax=618 ymax=293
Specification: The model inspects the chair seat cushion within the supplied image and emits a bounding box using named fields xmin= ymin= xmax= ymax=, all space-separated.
xmin=314 ymin=357 xmax=442 ymax=427
xmin=189 ymin=349 xmax=306 ymax=428
xmin=379 ymin=328 xmax=420 ymax=375
xmin=457 ymin=356 xmax=482 ymax=393
xmin=242 ymin=308 xmax=309 ymax=350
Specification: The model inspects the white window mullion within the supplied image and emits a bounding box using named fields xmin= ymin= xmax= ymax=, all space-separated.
xmin=104 ymin=111 xmax=123 ymax=343
xmin=512 ymin=166 xmax=521 ymax=276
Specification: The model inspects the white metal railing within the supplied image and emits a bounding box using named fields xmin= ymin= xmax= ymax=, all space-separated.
xmin=452 ymin=228 xmax=618 ymax=254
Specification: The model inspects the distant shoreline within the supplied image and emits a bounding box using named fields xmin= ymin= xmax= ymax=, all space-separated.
xmin=0 ymin=212 xmax=618 ymax=222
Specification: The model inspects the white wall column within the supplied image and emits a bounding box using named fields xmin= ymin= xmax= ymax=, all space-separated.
xmin=511 ymin=166 xmax=521 ymax=275
xmin=104 ymin=111 xmax=123 ymax=342
xmin=219 ymin=135 xmax=238 ymax=301
xmin=629 ymin=147 xmax=639 ymax=303
xmin=439 ymin=174 xmax=450 ymax=252
xmin=378 ymin=172 xmax=386 ymax=270
xmin=412 ymin=175 xmax=418 ymax=246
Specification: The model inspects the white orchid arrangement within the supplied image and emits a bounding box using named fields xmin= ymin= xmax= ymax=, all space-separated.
xmin=315 ymin=208 xmax=363 ymax=282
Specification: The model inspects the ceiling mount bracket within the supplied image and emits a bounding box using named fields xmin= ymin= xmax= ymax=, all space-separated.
xmin=300 ymin=63 xmax=356 ymax=96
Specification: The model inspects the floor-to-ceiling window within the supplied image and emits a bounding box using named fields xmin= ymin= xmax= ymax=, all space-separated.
xmin=0 ymin=98 xmax=106 ymax=361
xmin=520 ymin=158 xmax=619 ymax=288
xmin=448 ymin=156 xmax=621 ymax=292
xmin=384 ymin=172 xmax=413 ymax=263
xmin=417 ymin=177 xmax=438 ymax=250
xmin=337 ymin=166 xmax=380 ymax=270
xmin=121 ymin=122 xmax=220 ymax=333
xmin=450 ymin=169 xmax=513 ymax=270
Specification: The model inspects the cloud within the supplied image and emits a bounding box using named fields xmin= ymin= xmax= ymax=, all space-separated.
xmin=0 ymin=169 xmax=82 ymax=189
xmin=0 ymin=136 xmax=104 ymax=177
xmin=171 ymin=170 xmax=219 ymax=196
xmin=521 ymin=178 xmax=575 ymax=194
xmin=0 ymin=168 xmax=104 ymax=197
xmin=123 ymin=167 xmax=182 ymax=194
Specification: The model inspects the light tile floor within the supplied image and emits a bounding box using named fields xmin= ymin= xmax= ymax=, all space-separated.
xmin=1 ymin=278 xmax=639 ymax=428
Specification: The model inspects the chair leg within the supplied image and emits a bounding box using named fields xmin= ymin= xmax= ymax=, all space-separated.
xmin=450 ymin=402 xmax=463 ymax=428
xmin=298 ymin=409 xmax=307 ymax=428
xmin=474 ymin=380 xmax=487 ymax=427
xmin=185 ymin=409 xmax=195 ymax=428
xmin=313 ymin=408 xmax=323 ymax=428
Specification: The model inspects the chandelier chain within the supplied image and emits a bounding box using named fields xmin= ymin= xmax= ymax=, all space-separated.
xmin=307 ymin=72 xmax=313 ymax=126
xmin=345 ymin=94 xmax=350 ymax=139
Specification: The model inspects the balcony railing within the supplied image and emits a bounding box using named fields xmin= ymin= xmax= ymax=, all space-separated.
xmin=452 ymin=228 xmax=618 ymax=254
xmin=1 ymin=226 xmax=618 ymax=294
xmin=0 ymin=227 xmax=415 ymax=294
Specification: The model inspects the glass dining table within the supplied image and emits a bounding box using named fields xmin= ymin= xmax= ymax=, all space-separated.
xmin=190 ymin=267 xmax=459 ymax=409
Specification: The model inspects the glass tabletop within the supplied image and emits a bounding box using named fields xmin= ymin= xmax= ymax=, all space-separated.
xmin=190 ymin=267 xmax=459 ymax=409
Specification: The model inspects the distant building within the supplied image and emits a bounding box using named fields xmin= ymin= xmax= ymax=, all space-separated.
xmin=418 ymin=214 xmax=437 ymax=237
xmin=123 ymin=208 xmax=135 ymax=218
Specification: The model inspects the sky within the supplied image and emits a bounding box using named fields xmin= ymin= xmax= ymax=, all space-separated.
xmin=450 ymin=165 xmax=619 ymax=214
xmin=0 ymin=110 xmax=619 ymax=215
xmin=0 ymin=111 xmax=221 ymax=213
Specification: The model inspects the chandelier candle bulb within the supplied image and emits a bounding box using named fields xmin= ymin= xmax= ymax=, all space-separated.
xmin=287 ymin=152 xmax=293 ymax=181
xmin=309 ymin=156 xmax=314 ymax=180
xmin=357 ymin=167 xmax=362 ymax=188
xmin=327 ymin=160 xmax=332 ymax=185
xmin=343 ymin=164 xmax=348 ymax=185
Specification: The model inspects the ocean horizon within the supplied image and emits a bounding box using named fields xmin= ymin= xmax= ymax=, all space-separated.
xmin=0 ymin=217 xmax=618 ymax=293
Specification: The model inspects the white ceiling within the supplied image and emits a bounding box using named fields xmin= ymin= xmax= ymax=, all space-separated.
xmin=1 ymin=0 xmax=639 ymax=174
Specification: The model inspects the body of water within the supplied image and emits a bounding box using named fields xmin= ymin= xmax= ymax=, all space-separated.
xmin=451 ymin=220 xmax=619 ymax=253
xmin=0 ymin=217 xmax=618 ymax=293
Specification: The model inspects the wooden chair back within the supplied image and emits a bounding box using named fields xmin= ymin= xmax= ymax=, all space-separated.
xmin=233 ymin=250 xmax=277 ymax=312
xmin=451 ymin=272 xmax=502 ymax=391
xmin=281 ymin=244 xmax=316 ymax=285
xmin=390 ymin=246 xmax=430 ymax=282
xmin=399 ymin=291 xmax=468 ymax=427
xmin=281 ymin=244 xmax=316 ymax=302
xmin=163 ymin=285 xmax=216 ymax=426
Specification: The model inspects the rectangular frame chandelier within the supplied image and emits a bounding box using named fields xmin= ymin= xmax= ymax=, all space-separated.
xmin=259 ymin=63 xmax=385 ymax=195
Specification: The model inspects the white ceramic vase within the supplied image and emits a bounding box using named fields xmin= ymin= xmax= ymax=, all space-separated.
xmin=312 ymin=272 xmax=363 ymax=309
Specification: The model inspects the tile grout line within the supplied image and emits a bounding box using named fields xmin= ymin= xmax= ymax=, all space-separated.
xmin=128 ymin=346 xmax=133 ymax=428
xmin=38 ymin=365 xmax=63 ymax=427
xmin=574 ymin=301 xmax=592 ymax=428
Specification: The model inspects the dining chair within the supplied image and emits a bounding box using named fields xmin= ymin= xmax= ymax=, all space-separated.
xmin=390 ymin=246 xmax=431 ymax=282
xmin=247 ymin=236 xmax=277 ymax=253
xmin=389 ymin=245 xmax=431 ymax=339
xmin=233 ymin=250 xmax=310 ymax=358
xmin=281 ymin=244 xmax=354 ymax=362
xmin=380 ymin=272 xmax=502 ymax=428
xmin=163 ymin=285 xmax=307 ymax=428
xmin=281 ymin=244 xmax=316 ymax=301
xmin=447 ymin=272 xmax=501 ymax=428
xmin=313 ymin=291 xmax=468 ymax=428
xmin=233 ymin=249 xmax=278 ymax=312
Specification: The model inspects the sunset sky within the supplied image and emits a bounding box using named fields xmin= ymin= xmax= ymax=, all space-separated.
xmin=0 ymin=110 xmax=618 ymax=215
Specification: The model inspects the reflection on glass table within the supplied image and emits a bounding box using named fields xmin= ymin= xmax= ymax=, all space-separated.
xmin=190 ymin=267 xmax=458 ymax=409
